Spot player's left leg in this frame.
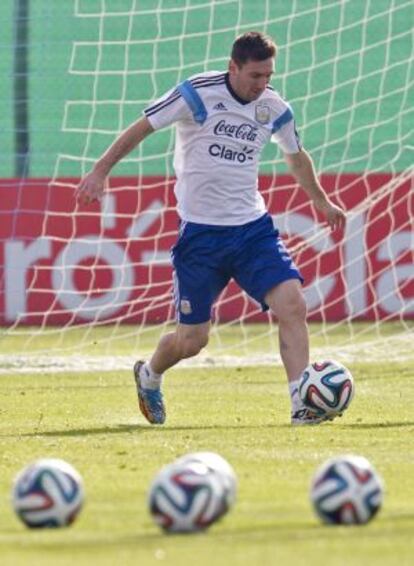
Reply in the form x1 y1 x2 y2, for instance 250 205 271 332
231 214 325 424
265 280 328 425
264 279 308 383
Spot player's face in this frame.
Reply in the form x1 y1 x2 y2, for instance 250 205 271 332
228 58 274 102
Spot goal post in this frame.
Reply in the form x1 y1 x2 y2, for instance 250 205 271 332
0 0 413 370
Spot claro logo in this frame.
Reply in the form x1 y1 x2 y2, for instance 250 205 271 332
208 143 254 163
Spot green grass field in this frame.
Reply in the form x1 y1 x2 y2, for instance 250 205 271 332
0 332 413 566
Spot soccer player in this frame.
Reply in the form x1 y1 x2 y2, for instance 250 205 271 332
77 32 346 426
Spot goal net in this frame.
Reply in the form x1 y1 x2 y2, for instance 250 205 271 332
1 0 413 372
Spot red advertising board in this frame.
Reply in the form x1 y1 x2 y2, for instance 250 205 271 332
0 174 412 324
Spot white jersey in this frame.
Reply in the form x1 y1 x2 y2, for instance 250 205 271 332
144 71 301 225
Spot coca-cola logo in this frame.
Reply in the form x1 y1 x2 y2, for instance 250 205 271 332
213 120 258 141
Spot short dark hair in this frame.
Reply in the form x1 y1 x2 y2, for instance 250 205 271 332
231 31 276 66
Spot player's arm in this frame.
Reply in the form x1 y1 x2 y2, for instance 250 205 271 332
76 116 154 205
284 149 346 231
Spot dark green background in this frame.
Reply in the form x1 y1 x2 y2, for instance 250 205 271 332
0 0 412 178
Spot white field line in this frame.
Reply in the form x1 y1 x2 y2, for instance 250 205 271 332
0 342 413 374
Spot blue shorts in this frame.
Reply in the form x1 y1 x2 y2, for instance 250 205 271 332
171 213 303 324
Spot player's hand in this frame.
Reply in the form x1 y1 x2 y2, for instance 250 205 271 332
314 199 346 231
76 170 107 205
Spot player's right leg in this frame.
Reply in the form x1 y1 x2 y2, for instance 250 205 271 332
133 360 165 425
150 322 211 374
133 322 210 425
134 221 230 424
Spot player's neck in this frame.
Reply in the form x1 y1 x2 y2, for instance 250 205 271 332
225 73 251 105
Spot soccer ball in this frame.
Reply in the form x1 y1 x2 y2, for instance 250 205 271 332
299 360 354 418
148 459 229 533
173 451 237 511
310 455 384 525
12 458 84 528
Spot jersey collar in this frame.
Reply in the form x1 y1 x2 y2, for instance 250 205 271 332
225 72 251 105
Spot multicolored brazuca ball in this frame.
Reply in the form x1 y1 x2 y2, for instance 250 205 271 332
299 360 354 418
310 455 383 524
12 458 84 528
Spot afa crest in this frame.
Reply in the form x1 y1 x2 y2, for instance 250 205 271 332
180 299 192 315
255 102 271 124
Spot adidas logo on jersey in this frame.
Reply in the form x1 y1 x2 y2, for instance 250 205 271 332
213 102 228 111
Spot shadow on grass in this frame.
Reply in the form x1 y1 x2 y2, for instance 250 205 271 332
3 515 414 551
0 523 354 551
342 421 414 429
0 383 130 391
5 422 284 438
275 420 414 431
3 419 414 438
11 424 153 437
